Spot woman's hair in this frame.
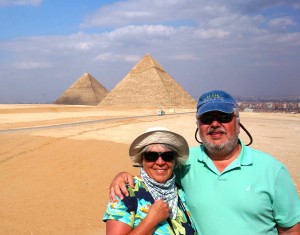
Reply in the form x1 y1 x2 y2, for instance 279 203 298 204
131 143 186 168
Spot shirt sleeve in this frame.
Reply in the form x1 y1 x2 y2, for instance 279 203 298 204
102 195 135 227
273 165 300 227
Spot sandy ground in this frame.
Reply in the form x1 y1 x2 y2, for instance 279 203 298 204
0 104 299 235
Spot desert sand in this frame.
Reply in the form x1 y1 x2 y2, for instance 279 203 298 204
0 104 299 235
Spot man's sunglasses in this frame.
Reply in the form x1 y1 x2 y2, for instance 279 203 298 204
143 151 177 162
199 113 234 125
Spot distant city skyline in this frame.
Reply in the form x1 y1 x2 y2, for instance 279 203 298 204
0 0 299 103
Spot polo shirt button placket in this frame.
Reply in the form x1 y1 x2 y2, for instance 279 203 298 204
217 175 226 181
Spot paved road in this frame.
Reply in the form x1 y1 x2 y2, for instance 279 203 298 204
0 112 194 134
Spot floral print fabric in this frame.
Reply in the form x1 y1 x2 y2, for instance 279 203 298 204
103 176 196 235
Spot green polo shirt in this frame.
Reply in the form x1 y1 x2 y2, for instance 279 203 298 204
175 141 300 235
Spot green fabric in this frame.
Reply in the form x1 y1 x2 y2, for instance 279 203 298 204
103 176 197 234
175 141 300 235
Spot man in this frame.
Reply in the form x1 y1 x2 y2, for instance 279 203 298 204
110 90 300 234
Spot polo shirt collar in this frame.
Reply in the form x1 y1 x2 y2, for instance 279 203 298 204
238 140 252 166
197 140 253 167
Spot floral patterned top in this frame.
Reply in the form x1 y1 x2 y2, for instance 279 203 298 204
103 176 197 235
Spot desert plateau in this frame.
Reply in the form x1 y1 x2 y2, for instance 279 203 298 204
0 104 299 235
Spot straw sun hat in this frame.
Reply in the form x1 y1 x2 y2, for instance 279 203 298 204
129 127 189 165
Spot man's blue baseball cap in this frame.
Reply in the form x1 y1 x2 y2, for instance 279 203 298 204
197 90 237 116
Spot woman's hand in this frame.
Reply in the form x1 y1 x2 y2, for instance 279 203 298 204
146 200 171 225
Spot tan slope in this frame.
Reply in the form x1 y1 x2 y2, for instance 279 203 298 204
54 73 108 106
98 54 196 109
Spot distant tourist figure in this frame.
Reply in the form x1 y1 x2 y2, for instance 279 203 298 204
103 127 197 234
109 90 300 234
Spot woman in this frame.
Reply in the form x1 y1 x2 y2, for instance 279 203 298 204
103 127 196 235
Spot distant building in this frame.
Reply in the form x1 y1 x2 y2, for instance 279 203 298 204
238 101 299 113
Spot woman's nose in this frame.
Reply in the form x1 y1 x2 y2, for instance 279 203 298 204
155 156 165 164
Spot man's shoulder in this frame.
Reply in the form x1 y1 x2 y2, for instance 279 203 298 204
244 146 277 160
243 145 284 167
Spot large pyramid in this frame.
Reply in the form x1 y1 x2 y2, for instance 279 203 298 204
55 73 108 105
98 54 196 109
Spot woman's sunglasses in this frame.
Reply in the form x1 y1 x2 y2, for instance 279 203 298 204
199 113 234 125
143 151 177 162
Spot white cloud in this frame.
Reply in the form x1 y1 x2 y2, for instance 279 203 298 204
80 0 207 28
13 61 51 69
276 32 300 44
194 28 230 39
94 53 140 62
268 17 296 29
1 0 300 102
80 0 299 31
293 3 300 9
0 33 108 55
0 0 41 6
107 25 176 39
169 54 200 61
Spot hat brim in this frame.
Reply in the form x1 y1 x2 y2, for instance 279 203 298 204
197 102 235 116
129 130 189 164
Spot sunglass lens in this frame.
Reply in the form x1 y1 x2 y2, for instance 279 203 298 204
161 151 176 162
200 113 233 124
219 114 233 123
143 152 159 162
200 115 213 124
143 151 176 162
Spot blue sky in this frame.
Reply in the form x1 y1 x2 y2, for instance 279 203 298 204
0 0 299 103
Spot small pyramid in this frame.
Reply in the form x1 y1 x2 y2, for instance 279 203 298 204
98 54 196 109
55 73 108 105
